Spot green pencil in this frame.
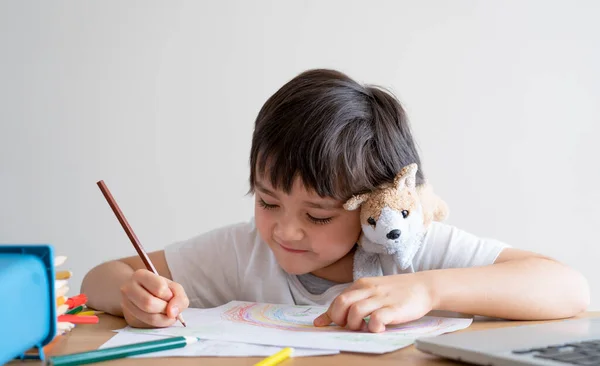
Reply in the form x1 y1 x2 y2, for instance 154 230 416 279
65 305 84 315
46 336 199 366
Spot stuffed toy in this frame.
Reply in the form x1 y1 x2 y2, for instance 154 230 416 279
344 163 449 280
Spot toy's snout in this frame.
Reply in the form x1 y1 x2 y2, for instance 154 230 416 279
386 229 401 240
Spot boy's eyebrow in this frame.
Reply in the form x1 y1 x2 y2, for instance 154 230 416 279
254 181 278 197
302 200 342 210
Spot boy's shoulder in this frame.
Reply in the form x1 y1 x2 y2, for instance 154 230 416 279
169 217 267 256
182 216 257 242
411 221 510 271
422 221 509 248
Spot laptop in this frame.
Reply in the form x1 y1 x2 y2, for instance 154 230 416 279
415 317 600 365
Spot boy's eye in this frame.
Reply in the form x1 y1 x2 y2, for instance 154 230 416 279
307 214 332 225
258 198 278 210
401 210 409 218
367 217 376 226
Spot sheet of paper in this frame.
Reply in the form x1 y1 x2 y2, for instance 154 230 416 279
122 301 473 354
100 331 339 357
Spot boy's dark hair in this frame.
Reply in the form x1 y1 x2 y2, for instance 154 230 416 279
248 69 424 201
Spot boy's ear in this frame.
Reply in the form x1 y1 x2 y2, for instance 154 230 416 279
394 163 418 190
343 193 371 211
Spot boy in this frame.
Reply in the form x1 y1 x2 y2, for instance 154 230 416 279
82 69 590 333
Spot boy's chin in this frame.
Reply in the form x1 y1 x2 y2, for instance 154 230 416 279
277 260 318 276
280 266 313 276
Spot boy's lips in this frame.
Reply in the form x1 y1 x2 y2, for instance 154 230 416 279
278 243 309 253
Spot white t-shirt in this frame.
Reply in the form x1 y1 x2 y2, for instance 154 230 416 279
164 218 509 309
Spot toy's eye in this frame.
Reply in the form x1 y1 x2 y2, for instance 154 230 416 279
401 210 409 218
367 217 376 226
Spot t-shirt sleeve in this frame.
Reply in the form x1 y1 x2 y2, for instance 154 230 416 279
164 222 250 308
412 222 511 272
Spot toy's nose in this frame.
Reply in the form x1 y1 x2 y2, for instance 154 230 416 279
387 229 401 240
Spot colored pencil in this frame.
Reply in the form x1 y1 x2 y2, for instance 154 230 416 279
47 336 199 366
66 305 84 315
254 347 294 366
96 180 186 327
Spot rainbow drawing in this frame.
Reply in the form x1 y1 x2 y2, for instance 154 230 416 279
221 302 447 333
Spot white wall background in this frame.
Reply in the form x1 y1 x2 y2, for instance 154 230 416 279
1 1 598 309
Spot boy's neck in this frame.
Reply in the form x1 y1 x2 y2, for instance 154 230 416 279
310 246 355 284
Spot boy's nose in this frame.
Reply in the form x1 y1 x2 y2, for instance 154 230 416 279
387 229 401 240
274 216 304 241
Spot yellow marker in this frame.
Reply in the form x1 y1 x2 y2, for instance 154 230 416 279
254 347 293 366
77 311 104 316
55 270 72 280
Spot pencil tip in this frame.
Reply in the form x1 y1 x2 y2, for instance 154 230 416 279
178 314 187 327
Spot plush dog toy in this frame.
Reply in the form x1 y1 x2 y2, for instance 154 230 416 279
344 163 449 280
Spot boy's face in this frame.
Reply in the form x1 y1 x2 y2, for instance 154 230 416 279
254 175 361 280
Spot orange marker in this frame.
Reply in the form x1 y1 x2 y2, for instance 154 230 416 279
58 315 99 324
65 294 88 309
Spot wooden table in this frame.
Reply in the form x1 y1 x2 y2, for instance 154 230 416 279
16 312 600 366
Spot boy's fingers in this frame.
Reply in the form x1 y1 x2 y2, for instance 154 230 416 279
133 269 174 301
122 281 169 314
167 281 190 318
346 297 382 331
325 289 372 327
360 320 369 332
368 304 424 333
314 312 332 327
121 296 175 328
367 307 395 333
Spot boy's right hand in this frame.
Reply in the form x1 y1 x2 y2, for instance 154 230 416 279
120 269 190 328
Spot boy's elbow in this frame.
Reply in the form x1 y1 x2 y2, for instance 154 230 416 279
80 266 94 294
563 270 591 317
574 274 591 314
539 258 591 318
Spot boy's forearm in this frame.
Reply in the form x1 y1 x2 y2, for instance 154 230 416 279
80 260 134 316
425 257 590 320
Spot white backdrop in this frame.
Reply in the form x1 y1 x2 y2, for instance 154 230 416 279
1 1 598 309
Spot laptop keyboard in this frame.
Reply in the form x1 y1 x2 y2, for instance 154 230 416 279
512 339 600 365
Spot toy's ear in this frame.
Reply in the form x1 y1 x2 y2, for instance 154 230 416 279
393 163 418 190
343 193 371 211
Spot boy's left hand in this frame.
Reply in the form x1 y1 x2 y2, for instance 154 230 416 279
313 273 437 333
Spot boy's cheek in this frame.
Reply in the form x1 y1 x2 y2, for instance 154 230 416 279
312 241 354 263
254 208 270 232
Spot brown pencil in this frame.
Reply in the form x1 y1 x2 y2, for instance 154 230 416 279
96 179 187 327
